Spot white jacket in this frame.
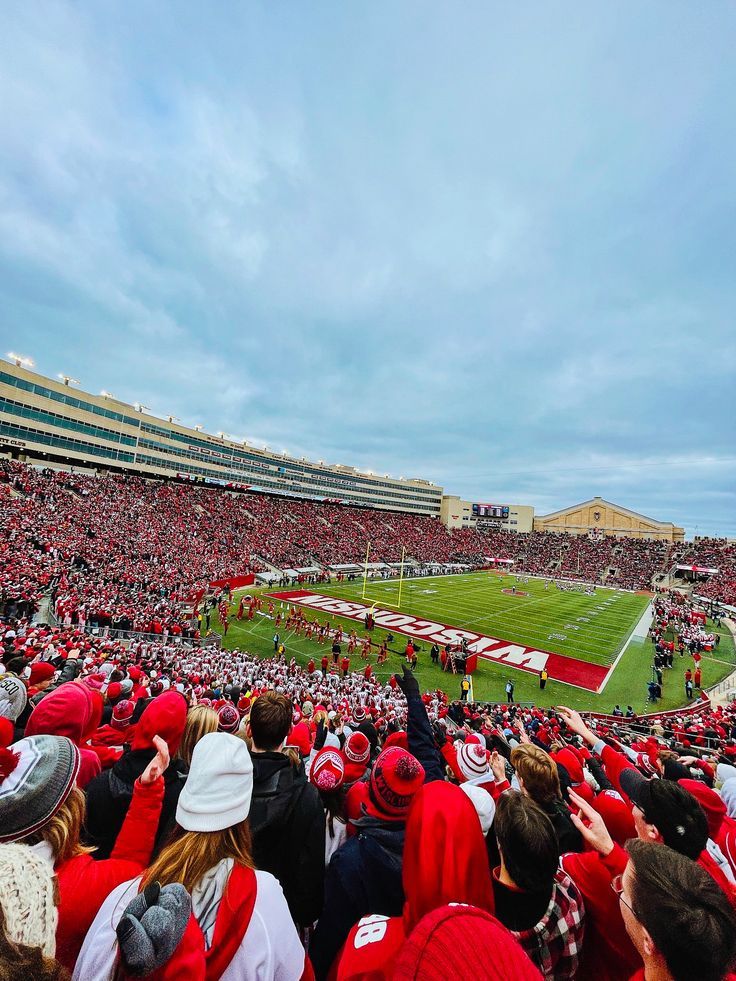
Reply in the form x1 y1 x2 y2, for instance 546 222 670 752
73 868 305 981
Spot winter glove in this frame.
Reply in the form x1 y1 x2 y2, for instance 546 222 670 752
116 882 191 977
393 664 420 699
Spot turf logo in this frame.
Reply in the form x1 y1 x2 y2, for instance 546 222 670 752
267 590 610 691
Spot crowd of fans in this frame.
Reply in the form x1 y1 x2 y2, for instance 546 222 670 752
3 463 735 633
2 460 736 977
1 606 736 979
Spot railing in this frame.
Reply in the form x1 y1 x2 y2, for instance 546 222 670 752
74 624 222 649
706 674 736 700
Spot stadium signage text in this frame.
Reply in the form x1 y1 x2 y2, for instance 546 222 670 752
268 590 609 692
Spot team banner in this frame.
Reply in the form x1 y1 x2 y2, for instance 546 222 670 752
268 590 609 692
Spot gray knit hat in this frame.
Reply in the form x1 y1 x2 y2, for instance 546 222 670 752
0 675 28 722
0 735 80 842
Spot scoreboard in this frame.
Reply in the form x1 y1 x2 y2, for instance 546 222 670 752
472 504 509 518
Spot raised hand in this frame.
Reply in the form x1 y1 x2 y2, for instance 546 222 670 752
568 789 614 857
140 735 170 785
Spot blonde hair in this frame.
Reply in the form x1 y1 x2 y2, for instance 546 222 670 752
179 706 219 768
142 822 254 894
23 787 94 865
511 744 561 806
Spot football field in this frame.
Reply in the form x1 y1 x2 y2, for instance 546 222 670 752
219 572 735 713
269 572 649 692
323 572 649 669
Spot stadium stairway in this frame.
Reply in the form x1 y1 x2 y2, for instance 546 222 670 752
252 554 284 575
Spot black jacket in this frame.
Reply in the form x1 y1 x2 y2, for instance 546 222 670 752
309 818 405 980
84 749 188 858
544 797 583 855
249 751 325 929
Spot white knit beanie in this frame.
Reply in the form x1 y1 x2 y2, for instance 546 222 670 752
460 783 496 836
0 676 28 722
458 742 491 782
0 843 58 957
176 732 253 833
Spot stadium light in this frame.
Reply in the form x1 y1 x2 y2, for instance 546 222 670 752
167 415 180 424
134 402 150 413
58 373 80 387
7 352 34 368
100 390 115 399
217 431 228 440
193 425 203 432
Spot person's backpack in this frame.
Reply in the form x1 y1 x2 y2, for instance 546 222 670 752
248 766 307 879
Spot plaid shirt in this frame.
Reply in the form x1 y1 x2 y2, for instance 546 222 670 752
511 869 585 980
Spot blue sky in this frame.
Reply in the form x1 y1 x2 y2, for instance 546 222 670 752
1 2 735 536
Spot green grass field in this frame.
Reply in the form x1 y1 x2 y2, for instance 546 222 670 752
322 573 650 667
216 572 736 715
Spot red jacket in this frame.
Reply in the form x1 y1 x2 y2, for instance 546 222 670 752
560 849 641 980
55 774 165 971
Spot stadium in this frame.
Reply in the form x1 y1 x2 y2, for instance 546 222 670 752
2 6 736 979
1 359 736 980
2 360 734 717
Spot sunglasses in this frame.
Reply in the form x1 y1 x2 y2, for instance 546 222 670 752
610 874 633 914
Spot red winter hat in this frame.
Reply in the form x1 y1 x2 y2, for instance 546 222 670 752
28 662 55 687
554 748 584 785
106 682 123 702
128 666 143 683
344 731 371 783
679 779 726 839
367 747 425 821
131 691 187 756
217 704 240 734
344 731 370 765
394 905 541 981
635 753 658 778
310 748 345 792
111 699 135 729
286 721 312 757
593 790 637 846
384 730 409 751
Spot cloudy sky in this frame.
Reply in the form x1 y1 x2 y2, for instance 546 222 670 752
1 2 734 536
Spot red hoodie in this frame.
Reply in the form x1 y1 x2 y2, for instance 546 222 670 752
337 782 494 980
25 682 102 787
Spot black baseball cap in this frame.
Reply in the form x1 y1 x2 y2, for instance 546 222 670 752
620 769 708 860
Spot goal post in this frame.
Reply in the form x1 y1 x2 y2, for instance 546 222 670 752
397 545 406 609
361 541 371 599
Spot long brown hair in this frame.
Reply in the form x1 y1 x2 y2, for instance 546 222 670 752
23 787 95 865
179 706 219 768
141 821 254 894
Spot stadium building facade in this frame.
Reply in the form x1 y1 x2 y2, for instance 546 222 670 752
0 362 442 515
440 495 535 533
534 497 685 542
